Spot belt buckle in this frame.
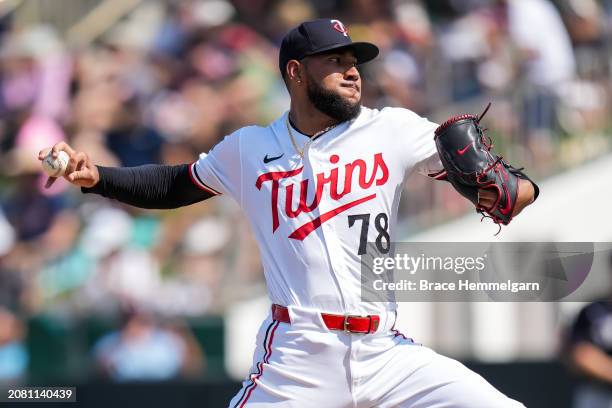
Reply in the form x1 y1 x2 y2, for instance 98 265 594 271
343 314 370 334
343 315 351 333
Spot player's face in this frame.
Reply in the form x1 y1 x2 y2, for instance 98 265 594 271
302 50 362 122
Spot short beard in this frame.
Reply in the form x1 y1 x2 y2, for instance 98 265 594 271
306 77 361 123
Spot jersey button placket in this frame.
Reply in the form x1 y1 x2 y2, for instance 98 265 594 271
310 146 351 312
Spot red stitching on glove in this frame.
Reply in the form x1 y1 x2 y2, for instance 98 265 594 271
434 114 478 136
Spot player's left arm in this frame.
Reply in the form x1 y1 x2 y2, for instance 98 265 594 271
426 153 536 217
394 106 537 220
430 105 540 226
427 160 535 217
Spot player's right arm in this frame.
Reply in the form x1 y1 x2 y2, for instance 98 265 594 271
37 142 215 209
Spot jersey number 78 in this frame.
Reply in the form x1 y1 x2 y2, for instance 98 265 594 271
348 213 390 255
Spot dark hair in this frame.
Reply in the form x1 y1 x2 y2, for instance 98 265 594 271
281 69 289 85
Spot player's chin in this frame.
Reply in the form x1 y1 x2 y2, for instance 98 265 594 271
339 86 360 100
339 90 361 106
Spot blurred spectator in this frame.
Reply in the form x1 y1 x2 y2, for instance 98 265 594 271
79 206 161 314
0 308 28 384
0 261 22 312
167 215 232 314
104 98 165 167
0 25 71 121
2 174 67 242
503 0 577 169
0 206 16 266
567 255 612 408
93 309 203 381
505 0 576 89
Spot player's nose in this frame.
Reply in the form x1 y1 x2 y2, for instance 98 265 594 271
344 65 359 82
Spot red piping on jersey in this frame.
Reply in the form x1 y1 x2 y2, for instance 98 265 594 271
288 193 377 240
238 321 280 407
189 163 222 195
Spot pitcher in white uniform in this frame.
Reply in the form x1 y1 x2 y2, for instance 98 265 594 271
40 18 536 408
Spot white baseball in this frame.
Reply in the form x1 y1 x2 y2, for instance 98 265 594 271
42 150 70 178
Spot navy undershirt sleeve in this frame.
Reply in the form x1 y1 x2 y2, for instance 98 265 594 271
81 164 214 209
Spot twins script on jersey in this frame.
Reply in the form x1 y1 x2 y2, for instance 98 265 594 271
190 107 442 315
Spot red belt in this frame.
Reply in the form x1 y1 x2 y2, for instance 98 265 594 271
271 304 380 334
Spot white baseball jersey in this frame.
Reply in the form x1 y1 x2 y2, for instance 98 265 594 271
190 107 525 408
190 106 442 315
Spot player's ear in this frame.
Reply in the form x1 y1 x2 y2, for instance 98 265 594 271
286 60 303 84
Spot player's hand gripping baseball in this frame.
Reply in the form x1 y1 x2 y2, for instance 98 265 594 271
37 142 100 189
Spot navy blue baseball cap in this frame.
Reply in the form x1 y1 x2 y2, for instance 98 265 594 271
279 19 379 75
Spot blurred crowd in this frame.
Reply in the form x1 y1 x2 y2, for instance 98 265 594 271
565 254 612 408
0 0 611 383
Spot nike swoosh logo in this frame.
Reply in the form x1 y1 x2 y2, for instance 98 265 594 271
264 153 284 164
457 142 473 155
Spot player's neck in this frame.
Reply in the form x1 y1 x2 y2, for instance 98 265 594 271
288 104 338 138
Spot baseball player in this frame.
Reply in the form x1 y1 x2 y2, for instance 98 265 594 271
40 19 537 407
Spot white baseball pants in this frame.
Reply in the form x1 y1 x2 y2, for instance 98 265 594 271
229 306 525 408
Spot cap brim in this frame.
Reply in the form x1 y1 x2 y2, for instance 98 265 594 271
306 41 379 65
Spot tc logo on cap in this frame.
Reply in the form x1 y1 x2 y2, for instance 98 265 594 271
331 19 348 37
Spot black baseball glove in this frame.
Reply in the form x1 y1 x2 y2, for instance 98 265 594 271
431 104 539 229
